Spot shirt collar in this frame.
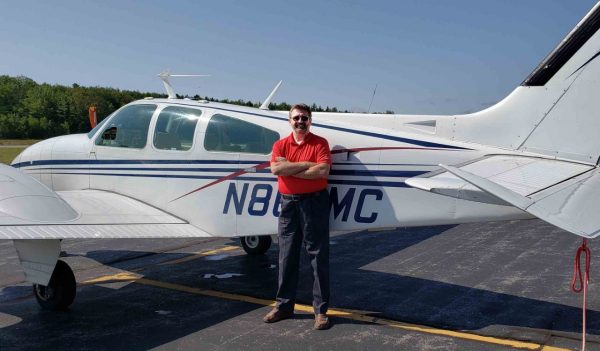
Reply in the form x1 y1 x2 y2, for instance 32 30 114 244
288 132 312 145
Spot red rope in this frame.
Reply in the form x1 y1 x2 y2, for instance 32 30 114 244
571 238 591 351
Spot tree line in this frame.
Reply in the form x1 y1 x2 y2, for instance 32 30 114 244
0 75 391 139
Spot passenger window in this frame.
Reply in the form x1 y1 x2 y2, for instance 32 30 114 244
204 114 279 154
95 104 156 148
153 106 202 151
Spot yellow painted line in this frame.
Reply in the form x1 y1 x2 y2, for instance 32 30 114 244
83 272 570 351
158 245 240 266
367 227 397 232
81 272 141 285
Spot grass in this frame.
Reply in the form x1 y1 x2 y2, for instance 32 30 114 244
0 140 39 164
0 147 25 165
0 139 40 146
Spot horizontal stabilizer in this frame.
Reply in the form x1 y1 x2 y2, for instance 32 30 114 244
405 177 508 205
439 165 534 210
406 155 600 238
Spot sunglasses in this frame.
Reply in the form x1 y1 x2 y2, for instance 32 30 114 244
292 115 310 122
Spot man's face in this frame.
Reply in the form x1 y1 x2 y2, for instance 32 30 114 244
289 108 311 134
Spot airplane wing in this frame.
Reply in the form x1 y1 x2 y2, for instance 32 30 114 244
0 165 211 240
405 155 600 238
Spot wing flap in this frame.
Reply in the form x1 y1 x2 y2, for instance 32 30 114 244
56 190 185 225
0 223 211 240
0 166 212 239
0 189 186 226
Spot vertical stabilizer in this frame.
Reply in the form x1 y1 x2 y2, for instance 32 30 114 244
445 3 600 164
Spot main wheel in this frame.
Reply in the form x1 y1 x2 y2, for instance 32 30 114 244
33 260 76 310
240 235 272 255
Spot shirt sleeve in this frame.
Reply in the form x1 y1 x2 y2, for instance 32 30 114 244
316 139 332 165
270 140 282 163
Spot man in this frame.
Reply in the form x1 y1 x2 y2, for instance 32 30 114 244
263 103 332 330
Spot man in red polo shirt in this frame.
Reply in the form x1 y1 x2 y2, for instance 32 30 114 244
263 103 332 330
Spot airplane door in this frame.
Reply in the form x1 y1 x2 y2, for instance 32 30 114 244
195 111 240 236
203 112 280 236
156 107 239 238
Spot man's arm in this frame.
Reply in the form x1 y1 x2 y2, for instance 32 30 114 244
292 139 331 179
270 158 316 176
292 163 330 179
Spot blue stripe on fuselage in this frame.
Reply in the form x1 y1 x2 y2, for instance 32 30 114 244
12 159 260 168
49 171 410 188
26 166 427 178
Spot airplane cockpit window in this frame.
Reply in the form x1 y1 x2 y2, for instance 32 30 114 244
153 106 202 151
204 114 279 154
94 104 156 148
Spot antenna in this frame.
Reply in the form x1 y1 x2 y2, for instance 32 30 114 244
260 80 283 110
367 84 378 113
158 70 210 99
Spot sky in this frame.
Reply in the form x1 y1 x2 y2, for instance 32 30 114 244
0 0 597 114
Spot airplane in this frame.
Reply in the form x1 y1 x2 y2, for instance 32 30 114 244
2 2 600 312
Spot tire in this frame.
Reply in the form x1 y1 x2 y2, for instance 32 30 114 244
240 235 272 255
33 260 76 311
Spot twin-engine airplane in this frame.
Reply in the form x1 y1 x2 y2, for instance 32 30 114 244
3 3 600 311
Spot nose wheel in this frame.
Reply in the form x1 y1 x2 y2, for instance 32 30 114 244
240 235 272 255
33 260 76 310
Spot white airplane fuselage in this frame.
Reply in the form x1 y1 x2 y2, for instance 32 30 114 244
11 99 530 238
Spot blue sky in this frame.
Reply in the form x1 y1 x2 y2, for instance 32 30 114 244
0 1 597 114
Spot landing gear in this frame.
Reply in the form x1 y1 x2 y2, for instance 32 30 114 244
33 260 76 310
240 235 272 255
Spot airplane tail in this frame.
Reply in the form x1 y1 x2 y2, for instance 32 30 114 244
444 2 600 165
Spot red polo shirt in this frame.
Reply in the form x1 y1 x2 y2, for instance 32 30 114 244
271 132 331 195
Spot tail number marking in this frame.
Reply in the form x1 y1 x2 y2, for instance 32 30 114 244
223 183 382 224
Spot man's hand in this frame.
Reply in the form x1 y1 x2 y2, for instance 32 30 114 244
270 158 316 176
292 163 330 179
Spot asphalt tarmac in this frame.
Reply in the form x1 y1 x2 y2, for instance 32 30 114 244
1 219 599 350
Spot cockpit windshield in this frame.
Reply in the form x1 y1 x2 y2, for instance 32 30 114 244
94 104 156 148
